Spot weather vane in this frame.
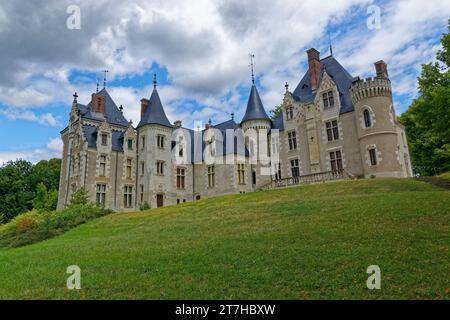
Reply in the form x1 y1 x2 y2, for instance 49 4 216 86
153 73 157 89
103 70 109 88
249 53 255 84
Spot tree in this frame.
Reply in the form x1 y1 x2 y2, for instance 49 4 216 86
33 183 58 212
270 105 282 121
399 21 450 175
69 187 90 206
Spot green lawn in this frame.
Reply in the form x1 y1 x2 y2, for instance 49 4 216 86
0 178 448 300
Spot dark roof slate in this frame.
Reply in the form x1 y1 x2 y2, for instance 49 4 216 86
137 88 172 128
241 85 270 123
292 56 355 114
82 88 129 127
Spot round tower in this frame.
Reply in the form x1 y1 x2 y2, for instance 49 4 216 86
350 61 404 177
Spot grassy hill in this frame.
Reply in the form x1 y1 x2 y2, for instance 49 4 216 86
0 178 448 300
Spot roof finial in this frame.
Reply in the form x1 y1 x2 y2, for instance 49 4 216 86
285 82 289 92
208 118 212 125
328 32 334 57
153 73 157 89
96 80 99 93
119 104 123 113
231 112 234 121
103 69 109 89
249 53 255 84
73 92 78 102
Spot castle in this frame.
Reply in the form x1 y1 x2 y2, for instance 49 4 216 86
57 48 413 211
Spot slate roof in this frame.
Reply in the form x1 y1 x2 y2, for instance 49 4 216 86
271 112 284 131
81 88 130 127
82 124 125 152
292 56 355 114
241 84 271 123
137 87 172 128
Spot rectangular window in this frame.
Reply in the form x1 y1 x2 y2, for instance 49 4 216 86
288 131 297 150
126 159 132 179
123 186 133 208
101 134 108 146
237 164 246 185
99 155 106 176
323 91 335 108
140 162 145 176
286 106 294 120
369 148 377 166
140 184 144 204
177 168 186 189
127 139 133 150
290 159 300 177
157 135 165 149
141 136 146 150
275 163 282 180
207 165 215 188
156 161 164 175
330 150 343 172
96 184 106 206
326 120 339 141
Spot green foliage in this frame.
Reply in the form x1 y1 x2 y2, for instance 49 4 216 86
269 105 282 120
139 201 151 211
0 204 112 248
69 187 89 207
0 158 61 223
400 21 450 175
33 183 58 212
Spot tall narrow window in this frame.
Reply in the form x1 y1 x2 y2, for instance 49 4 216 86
286 106 294 120
141 162 145 176
126 159 132 179
326 120 339 141
141 136 146 150
275 163 282 180
177 168 186 189
207 165 215 188
96 184 106 206
329 150 343 172
364 109 372 128
99 155 106 176
124 186 133 208
157 135 165 149
288 131 297 150
140 184 144 204
290 159 300 177
101 134 108 146
127 139 133 150
369 148 377 166
156 161 164 175
323 91 335 108
237 164 245 185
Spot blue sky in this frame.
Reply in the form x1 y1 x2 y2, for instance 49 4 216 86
0 0 449 163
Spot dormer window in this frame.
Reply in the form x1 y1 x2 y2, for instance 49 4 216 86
101 134 108 146
127 139 133 150
323 91 335 109
286 106 294 120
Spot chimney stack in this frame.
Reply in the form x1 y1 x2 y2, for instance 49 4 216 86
140 98 149 117
374 60 389 79
174 120 182 128
307 48 321 91
91 94 106 113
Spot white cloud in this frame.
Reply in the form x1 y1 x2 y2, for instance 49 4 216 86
0 108 60 126
47 137 63 152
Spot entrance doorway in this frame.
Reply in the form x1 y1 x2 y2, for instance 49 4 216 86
156 194 164 208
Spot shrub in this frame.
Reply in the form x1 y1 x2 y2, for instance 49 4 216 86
0 204 112 248
140 201 151 211
69 188 89 206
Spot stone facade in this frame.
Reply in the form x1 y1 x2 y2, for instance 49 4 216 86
57 48 412 211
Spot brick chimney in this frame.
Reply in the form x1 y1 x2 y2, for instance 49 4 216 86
91 94 106 113
307 48 321 91
374 60 389 79
140 98 149 117
174 120 182 128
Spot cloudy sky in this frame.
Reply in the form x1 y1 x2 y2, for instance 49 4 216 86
0 0 449 164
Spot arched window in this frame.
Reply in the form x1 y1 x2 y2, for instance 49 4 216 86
363 109 372 128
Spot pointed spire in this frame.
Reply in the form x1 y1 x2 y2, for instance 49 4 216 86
103 70 109 89
241 84 270 123
249 53 255 84
137 75 172 128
